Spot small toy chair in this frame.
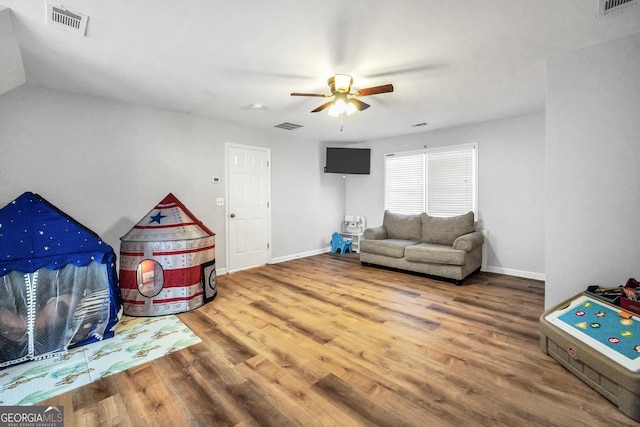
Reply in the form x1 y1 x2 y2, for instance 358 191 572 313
331 232 352 254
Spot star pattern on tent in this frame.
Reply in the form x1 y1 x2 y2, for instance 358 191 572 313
149 212 166 224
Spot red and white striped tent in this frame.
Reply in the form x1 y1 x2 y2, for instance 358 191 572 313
119 193 217 316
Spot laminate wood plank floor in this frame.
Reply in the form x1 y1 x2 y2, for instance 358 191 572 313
42 253 640 426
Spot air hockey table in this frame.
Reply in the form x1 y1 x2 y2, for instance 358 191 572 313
540 292 640 422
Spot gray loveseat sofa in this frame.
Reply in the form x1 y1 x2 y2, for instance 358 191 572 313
360 210 484 285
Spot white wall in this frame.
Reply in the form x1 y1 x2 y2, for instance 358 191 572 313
345 112 546 279
545 31 640 309
0 85 345 271
0 7 25 96
270 140 346 261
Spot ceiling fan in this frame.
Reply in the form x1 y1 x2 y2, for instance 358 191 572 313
291 74 394 117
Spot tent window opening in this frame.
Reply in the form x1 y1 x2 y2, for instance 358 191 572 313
201 260 218 297
385 143 478 217
136 259 164 298
0 261 112 365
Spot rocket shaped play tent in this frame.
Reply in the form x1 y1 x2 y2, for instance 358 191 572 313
119 193 217 316
0 192 121 368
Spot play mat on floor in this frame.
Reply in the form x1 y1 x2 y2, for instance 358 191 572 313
0 314 201 406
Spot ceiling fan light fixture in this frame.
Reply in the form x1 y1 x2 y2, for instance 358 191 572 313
328 98 346 117
345 100 357 116
333 74 352 93
328 96 358 117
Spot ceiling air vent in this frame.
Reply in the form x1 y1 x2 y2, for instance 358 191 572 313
46 3 89 36
599 0 637 17
274 122 303 130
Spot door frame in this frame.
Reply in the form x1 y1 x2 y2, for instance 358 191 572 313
224 142 272 272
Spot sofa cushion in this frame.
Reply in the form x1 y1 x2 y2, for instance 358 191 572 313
383 210 422 240
360 239 417 258
421 212 475 245
404 243 466 266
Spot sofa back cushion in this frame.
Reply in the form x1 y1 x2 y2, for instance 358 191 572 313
383 210 422 240
421 212 475 245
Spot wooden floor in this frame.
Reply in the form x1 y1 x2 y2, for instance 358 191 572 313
43 253 640 426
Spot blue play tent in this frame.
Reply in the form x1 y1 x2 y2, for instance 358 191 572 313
0 192 121 368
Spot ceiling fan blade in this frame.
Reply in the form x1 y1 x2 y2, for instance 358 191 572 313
311 100 335 113
291 92 329 97
354 84 394 97
350 98 370 111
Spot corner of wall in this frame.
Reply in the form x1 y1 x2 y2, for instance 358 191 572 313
0 7 27 96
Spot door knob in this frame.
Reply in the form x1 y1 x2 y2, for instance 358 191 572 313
230 213 235 218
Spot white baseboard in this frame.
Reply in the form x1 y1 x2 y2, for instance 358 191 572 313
483 266 545 281
216 248 331 274
220 251 544 283
269 247 332 264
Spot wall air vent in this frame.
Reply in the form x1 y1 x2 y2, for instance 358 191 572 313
46 3 89 36
599 0 637 17
274 122 303 130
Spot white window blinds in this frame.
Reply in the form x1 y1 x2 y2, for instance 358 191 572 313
385 144 477 217
427 145 476 217
385 152 425 214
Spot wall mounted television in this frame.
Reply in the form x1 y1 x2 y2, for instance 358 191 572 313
324 147 371 175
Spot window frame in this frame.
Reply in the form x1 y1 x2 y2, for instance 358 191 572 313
384 143 478 217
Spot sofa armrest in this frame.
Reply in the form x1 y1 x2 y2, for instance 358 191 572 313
453 231 484 252
364 226 388 240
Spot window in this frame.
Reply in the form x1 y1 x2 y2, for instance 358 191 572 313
385 143 477 217
136 259 164 297
385 151 425 215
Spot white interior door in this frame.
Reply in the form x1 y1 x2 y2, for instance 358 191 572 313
227 144 271 272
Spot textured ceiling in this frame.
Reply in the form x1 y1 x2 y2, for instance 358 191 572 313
2 0 639 142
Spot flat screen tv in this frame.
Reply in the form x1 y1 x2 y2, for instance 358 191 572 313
324 147 371 175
